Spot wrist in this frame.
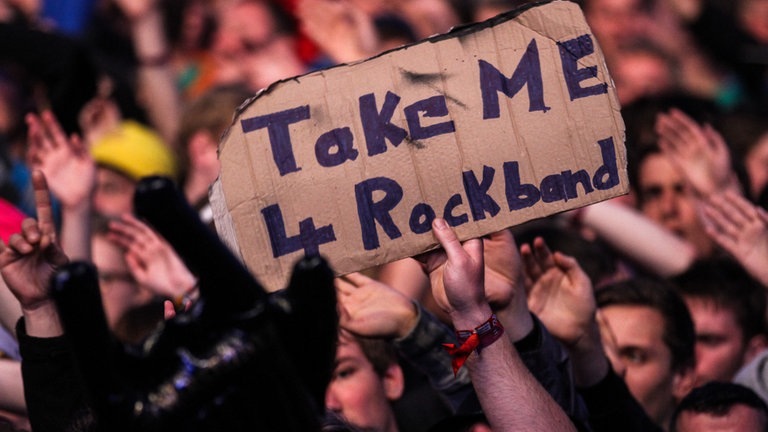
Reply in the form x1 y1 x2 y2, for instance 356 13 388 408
444 312 505 375
22 300 63 337
395 300 420 339
450 303 493 330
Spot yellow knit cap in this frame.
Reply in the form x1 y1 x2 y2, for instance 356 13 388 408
91 120 177 181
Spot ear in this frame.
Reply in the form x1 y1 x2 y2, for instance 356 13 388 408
672 366 696 402
382 363 405 401
745 334 768 365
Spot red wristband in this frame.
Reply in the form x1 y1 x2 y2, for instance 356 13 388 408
443 314 504 375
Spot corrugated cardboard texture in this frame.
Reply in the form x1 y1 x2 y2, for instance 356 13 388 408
211 0 627 292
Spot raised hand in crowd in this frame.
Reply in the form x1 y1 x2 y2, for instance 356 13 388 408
0 171 68 338
297 0 379 64
654 108 740 197
701 190 768 287
26 110 94 261
107 214 197 311
522 237 608 387
78 87 122 147
335 272 418 339
419 218 577 431
26 111 95 210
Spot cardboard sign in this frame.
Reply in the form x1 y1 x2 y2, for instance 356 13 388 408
211 0 628 292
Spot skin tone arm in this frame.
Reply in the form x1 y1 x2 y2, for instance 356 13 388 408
419 218 576 432
0 276 22 337
700 190 768 287
296 0 379 64
0 359 25 414
522 237 609 387
0 171 69 338
115 0 180 146
26 110 94 262
577 199 697 277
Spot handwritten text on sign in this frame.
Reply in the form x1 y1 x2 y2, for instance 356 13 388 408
212 0 627 291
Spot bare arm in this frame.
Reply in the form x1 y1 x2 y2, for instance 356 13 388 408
420 218 576 431
118 0 180 146
701 191 768 287
0 276 22 337
578 200 696 277
523 237 608 387
0 359 25 414
26 110 94 262
0 171 69 338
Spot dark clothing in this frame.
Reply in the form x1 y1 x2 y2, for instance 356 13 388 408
578 368 663 432
16 319 91 432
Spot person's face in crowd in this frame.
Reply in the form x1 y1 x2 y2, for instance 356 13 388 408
745 133 768 198
600 305 694 426
583 0 648 56
611 51 673 106
93 167 136 217
683 297 764 386
325 333 403 432
92 234 154 332
637 152 715 258
212 1 303 91
675 403 768 432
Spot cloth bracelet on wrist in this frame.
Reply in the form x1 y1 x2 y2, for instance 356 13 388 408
442 313 504 375
173 281 199 313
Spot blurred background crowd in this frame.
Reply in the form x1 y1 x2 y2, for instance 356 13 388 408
0 0 768 431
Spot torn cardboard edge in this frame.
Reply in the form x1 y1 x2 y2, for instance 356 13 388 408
212 0 628 291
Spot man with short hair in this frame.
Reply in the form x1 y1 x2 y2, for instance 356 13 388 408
597 276 697 430
671 381 768 432
672 259 768 387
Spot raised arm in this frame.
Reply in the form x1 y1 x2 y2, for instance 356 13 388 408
654 108 741 197
420 218 576 431
576 199 697 277
701 190 768 287
0 171 69 338
523 237 607 387
26 110 94 261
523 237 663 432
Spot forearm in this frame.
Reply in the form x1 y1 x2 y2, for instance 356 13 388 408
59 203 92 262
22 301 63 338
579 200 696 276
0 277 22 337
567 324 610 388
17 318 91 431
0 359 25 414
130 8 180 146
453 308 576 432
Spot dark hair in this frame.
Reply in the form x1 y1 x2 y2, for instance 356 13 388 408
670 381 768 431
673 258 767 342
354 335 399 377
597 276 696 372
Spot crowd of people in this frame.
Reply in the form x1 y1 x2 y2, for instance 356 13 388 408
0 0 767 430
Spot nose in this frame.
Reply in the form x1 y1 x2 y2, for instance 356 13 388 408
657 189 679 220
325 387 341 412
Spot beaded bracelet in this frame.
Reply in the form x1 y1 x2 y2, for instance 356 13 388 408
443 314 505 375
